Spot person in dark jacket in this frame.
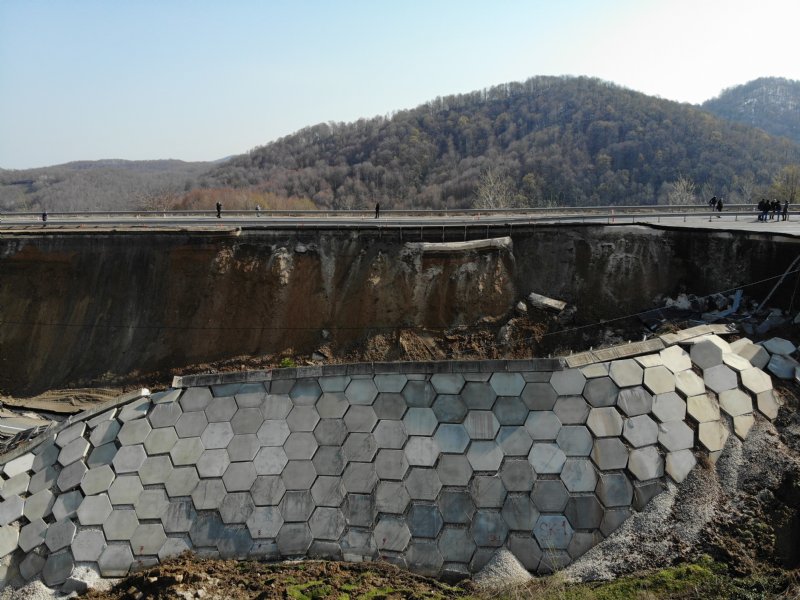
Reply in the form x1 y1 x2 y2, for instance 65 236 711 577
716 197 723 217
216 202 222 218
375 202 380 219
783 200 789 221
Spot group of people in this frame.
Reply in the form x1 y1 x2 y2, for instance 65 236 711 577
757 198 788 222
708 196 723 217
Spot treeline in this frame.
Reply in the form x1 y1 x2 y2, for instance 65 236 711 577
702 77 800 145
203 76 800 209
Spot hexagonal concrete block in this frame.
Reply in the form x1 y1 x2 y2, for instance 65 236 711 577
192 479 228 510
586 407 623 437
316 392 349 420
290 379 323 406
58 437 91 467
18 518 47 552
756 390 780 420
405 539 443 576
559 458 598 493
175 412 208 439
723 352 752 372
254 447 289 477
375 449 409 480
404 468 442 501
609 359 643 388
622 414 659 448
205 396 238 423
533 514 573 550
375 481 411 514
45 518 76 552
657 420 694 452
374 515 411 552
319 375 351 393
56 422 86 447
283 432 318 460
219 492 256 524
555 425 593 457
162 497 197 533
687 394 720 423
89 419 121 447
261 394 293 419
438 527 476 564
431 395 467 423
490 373 526 396
52 490 82 521
438 489 475 525
131 523 167 556
103 509 140 541
401 380 436 408
492 396 529 425
553 396 590 425
312 446 346 476
636 353 663 368
251 475 287 506
23 489 55 522
528 443 566 474
344 405 377 433
42 551 74 587
651 392 686 423
436 454 473 486
703 364 737 394
768 354 800 380
565 494 604 529
112 444 147 474
118 419 153 446
698 421 729 452
314 419 348 446
467 441 504 471
166 466 200 497
224 462 258 492
508 532 543 571
277 460 315 491
583 377 619 408
403 407 437 436
471 509 509 547
643 366 675 395
525 411 561 440
596 471 634 507
617 386 652 416
741 367 773 395
430 423 467 454
550 369 586 396
497 426 534 457
230 408 265 436
143 427 179 455
372 393 407 420
734 414 755 440
197 448 231 478
500 459 536 492
431 373 465 395
280 490 316 522
135 488 170 519
343 432 378 462
464 411 501 440
309 506 346 541
344 493 375 528
287 406 321 432
374 374 407 393
148 402 182 429
627 446 664 481
0 494 23 526
601 506 632 537
470 475 507 508
404 437 440 467
226 434 262 462
665 449 697 483
408 504 444 538
342 462 377 494
733 340 770 369
344 379 378 406
531 479 570 512
690 339 724 369
97 543 135 577
246 505 283 538
501 495 540 531
373 420 407 449
56 461 87 492
521 382 558 411
180 387 213 412
201 422 235 449
660 345 692 373
763 337 796 355
71 528 106 562
719 389 753 417
461 382 497 410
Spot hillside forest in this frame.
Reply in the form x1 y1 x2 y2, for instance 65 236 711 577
2 76 799 213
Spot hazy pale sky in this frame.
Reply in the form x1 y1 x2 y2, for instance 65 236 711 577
1 0 798 169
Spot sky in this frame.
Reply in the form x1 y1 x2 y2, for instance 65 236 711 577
1 0 798 169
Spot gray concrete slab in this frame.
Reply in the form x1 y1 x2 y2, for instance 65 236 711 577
439 489 476 524
651 392 686 422
135 489 170 519
290 379 323 406
492 396 529 425
344 493 375 528
643 366 676 395
703 364 738 393
309 506 346 541
432 423 469 454
45 518 76 552
404 468 442 501
97 543 135 577
23 489 55 522
687 394 720 423
582 377 619 408
18 518 47 552
565 494 604 529
344 405 378 433
550 369 586 396
314 418 349 446
403 407 438 436
310 476 345 508
757 390 780 420
28 466 57 495
405 539 444 577
373 420 407 449
223 462 258 492
568 530 604 561
436 454 473 486
144 427 179 455
57 460 88 492
261 394 293 419
507 532 543 571
313 446 346 476
246 505 283 538
521 382 558 410
556 425 593 456
617 386 653 416
698 420 729 452
344 379 379 406
131 523 167 556
373 393 408 420
56 422 86 448
118 419 152 445
665 449 697 483
343 432 378 462
375 449 409 480
180 387 213 412
470 475 508 508
148 402 182 429
343 462 377 494
80 465 115 496
319 375 352 393
461 382 497 410
740 367 773 395
528 442 567 474
283 432 318 460
151 388 182 405
467 441 504 471
735 342 770 369
230 408 265 435
432 395 468 423
89 419 121 447
204 396 238 422
0 494 23 526
316 392 350 419
560 459 598 493
118 397 151 423
438 527 476 564
226 434 262 462
405 436 440 467
280 490 316 522
627 446 664 481
191 479 228 510
431 374 466 395
201 421 235 449
657 420 695 451
586 407 623 437
490 373 526 397
103 509 140 540
162 498 197 533
42 550 74 587
622 414 659 448
470 509 509 547
690 339 724 369
408 504 444 538
251 475 286 506
219 492 255 524
402 380 437 408
531 479 570 512
500 459 536 491
374 374 408 393
496 426 534 456
87 442 118 468
609 359 644 388
32 442 59 473
595 471 634 507
764 337 796 355
524 411 561 440
660 345 692 373
554 396 590 425
375 481 411 514
52 490 82 521
159 537 192 561
502 494 540 531
136 455 172 486
57 437 90 467
734 413 755 440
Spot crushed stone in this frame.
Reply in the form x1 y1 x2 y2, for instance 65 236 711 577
473 548 533 589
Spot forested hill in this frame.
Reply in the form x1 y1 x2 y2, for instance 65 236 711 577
701 77 800 145
205 76 800 209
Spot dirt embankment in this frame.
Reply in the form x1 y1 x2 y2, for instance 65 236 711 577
2 225 799 397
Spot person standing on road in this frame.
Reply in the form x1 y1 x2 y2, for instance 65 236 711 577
42 210 47 223
716 197 723 217
375 202 380 219
216 201 222 219
772 199 780 220
709 196 718 210
783 200 789 221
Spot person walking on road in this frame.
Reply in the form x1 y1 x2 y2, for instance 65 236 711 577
375 202 380 219
783 200 789 221
216 202 222 219
716 197 723 218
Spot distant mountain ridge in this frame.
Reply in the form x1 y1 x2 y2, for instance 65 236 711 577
701 77 800 145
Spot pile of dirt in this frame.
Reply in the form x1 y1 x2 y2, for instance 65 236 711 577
81 556 473 600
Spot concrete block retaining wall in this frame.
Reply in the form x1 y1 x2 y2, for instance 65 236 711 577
0 331 783 590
